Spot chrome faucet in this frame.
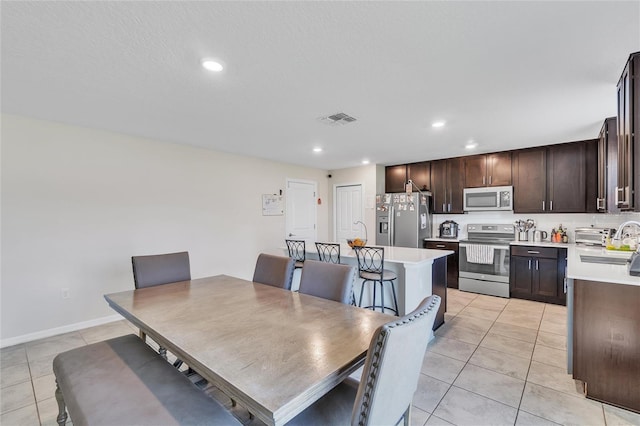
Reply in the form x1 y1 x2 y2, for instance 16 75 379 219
354 220 368 242
614 220 640 240
614 220 640 252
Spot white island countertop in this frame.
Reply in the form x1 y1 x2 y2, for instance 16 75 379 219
336 244 453 264
566 245 639 286
292 243 453 319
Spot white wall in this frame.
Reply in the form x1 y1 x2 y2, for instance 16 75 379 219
1 114 329 344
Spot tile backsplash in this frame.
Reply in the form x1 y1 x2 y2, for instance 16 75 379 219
432 211 640 242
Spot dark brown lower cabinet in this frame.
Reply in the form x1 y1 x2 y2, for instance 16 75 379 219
573 279 640 413
425 240 459 289
431 256 447 330
509 246 566 305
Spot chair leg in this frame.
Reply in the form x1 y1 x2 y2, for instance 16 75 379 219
379 280 385 313
372 281 377 311
358 280 366 307
55 381 68 426
391 280 399 315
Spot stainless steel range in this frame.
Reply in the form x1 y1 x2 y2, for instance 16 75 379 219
459 224 515 298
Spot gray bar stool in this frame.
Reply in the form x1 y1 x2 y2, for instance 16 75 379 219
354 246 399 315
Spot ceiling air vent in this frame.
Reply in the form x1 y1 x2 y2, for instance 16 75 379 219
318 112 357 125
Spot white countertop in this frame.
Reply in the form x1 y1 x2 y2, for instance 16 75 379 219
510 241 570 249
566 245 639 286
304 243 453 265
425 237 460 243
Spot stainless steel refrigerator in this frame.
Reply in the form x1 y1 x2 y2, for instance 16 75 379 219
375 193 432 248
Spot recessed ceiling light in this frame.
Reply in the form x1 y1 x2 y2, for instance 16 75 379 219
465 141 478 149
202 60 224 72
362 159 370 165
313 147 323 153
432 121 446 128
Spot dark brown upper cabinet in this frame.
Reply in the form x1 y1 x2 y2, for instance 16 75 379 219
384 164 407 193
513 141 593 213
616 52 639 211
513 148 547 213
548 142 589 213
407 161 431 192
585 138 599 213
596 118 619 213
431 158 464 214
464 152 512 188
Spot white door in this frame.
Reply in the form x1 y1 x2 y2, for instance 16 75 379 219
285 179 317 244
335 184 364 243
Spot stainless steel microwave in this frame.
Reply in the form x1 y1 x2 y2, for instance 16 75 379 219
463 186 513 211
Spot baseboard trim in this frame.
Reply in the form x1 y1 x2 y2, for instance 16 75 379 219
1 314 124 348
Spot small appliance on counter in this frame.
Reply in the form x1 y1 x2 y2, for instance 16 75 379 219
439 220 459 239
532 230 548 242
575 227 615 246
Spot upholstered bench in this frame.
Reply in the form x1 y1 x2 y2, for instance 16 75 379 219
52 334 240 426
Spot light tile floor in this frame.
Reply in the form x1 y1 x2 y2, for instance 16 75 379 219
1 289 639 426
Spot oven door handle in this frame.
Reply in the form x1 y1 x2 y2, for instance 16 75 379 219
460 243 510 251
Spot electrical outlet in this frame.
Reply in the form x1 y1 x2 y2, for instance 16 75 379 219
61 288 70 299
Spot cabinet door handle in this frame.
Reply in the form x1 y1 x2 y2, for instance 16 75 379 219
536 259 539 270
483 176 486 185
625 186 630 206
436 244 446 248
542 201 545 211
564 278 567 294
550 200 553 211
489 175 492 185
448 203 451 212
527 250 540 254
528 259 532 270
442 203 446 212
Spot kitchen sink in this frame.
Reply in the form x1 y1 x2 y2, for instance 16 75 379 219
580 255 630 265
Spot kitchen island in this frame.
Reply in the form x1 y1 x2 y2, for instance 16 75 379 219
284 244 452 332
566 245 640 413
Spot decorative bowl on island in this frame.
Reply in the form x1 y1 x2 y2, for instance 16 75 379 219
347 238 367 248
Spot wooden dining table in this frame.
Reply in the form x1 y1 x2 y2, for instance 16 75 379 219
104 274 393 426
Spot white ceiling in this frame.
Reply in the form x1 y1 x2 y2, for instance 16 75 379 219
2 1 639 170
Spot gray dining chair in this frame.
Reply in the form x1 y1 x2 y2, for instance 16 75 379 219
131 251 191 368
286 295 441 426
252 253 295 290
131 251 191 289
298 259 356 304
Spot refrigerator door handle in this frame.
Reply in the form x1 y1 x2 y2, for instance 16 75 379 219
388 205 393 246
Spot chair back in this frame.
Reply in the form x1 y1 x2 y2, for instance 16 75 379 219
285 239 306 263
315 242 341 264
252 253 295 290
351 295 441 426
298 260 356 304
354 246 385 279
131 251 191 289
